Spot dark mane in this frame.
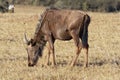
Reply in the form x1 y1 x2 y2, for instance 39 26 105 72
34 9 48 40
34 7 59 41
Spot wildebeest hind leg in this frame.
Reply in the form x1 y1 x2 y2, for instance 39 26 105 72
70 30 82 67
83 47 88 67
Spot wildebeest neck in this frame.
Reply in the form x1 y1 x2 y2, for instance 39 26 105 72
34 9 49 35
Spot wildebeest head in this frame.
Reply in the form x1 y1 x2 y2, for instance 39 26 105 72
24 33 42 67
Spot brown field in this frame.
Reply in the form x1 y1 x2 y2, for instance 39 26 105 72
0 5 120 80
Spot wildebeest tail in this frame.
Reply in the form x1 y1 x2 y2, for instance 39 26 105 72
82 14 90 48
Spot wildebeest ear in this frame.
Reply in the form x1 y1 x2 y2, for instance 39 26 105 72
30 39 36 46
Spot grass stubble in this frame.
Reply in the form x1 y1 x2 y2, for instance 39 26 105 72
0 5 120 80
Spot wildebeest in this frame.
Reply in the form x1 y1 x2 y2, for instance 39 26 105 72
0 0 9 13
24 8 91 67
8 4 14 13
0 0 14 13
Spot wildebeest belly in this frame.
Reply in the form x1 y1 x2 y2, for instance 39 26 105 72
54 27 72 40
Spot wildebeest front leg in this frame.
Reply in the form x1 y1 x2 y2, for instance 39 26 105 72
47 36 56 66
70 30 82 67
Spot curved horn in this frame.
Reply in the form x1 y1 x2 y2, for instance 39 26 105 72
24 33 29 45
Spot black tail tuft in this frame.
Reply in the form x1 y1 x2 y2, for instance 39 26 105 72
82 14 90 48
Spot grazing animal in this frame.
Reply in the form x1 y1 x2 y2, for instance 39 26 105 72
24 8 91 67
8 4 14 13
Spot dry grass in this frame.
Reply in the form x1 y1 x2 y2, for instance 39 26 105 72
0 5 120 80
